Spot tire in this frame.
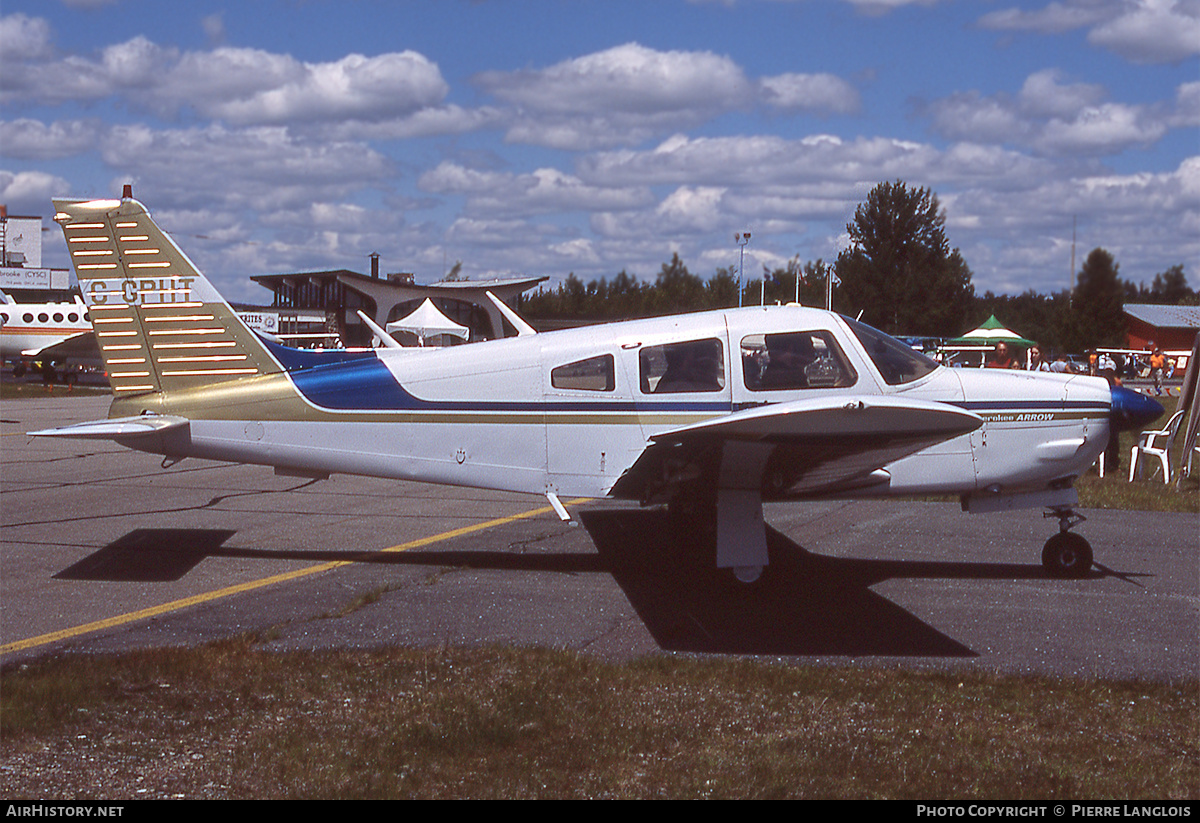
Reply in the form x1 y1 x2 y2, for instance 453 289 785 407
1042 532 1093 579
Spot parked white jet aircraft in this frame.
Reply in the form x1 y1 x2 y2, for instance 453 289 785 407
0 290 96 379
34 193 1164 581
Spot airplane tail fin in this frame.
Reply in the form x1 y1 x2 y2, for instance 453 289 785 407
53 192 283 398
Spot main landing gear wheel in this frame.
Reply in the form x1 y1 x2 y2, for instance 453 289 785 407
1042 531 1093 579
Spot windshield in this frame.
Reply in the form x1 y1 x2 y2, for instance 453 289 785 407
841 316 940 385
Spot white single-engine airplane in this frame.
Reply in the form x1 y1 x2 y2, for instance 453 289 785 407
34 193 1164 581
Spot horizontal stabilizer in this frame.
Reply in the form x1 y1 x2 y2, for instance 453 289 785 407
30 414 190 440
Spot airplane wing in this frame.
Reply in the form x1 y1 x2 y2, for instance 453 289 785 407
21 330 100 362
610 395 982 504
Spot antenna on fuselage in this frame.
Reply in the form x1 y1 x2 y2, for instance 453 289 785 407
486 291 537 336
356 310 403 349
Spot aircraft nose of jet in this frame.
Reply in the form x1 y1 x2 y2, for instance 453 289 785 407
1110 385 1164 432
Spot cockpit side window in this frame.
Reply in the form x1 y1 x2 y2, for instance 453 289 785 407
842 316 939 385
640 338 725 393
552 354 615 391
742 331 857 391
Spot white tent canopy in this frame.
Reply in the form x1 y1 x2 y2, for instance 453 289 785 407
385 298 468 345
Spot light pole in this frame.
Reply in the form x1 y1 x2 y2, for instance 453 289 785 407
735 231 751 308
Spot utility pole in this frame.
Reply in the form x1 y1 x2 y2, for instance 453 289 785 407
1070 215 1080 309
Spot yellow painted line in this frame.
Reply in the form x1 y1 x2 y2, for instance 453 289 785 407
0 498 589 656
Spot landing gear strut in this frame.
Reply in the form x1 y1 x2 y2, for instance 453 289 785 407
1042 506 1093 578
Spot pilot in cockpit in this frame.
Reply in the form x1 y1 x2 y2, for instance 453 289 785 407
759 333 816 389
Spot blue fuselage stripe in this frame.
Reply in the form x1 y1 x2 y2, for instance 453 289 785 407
287 355 730 413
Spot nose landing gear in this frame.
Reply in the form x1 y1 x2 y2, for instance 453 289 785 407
1042 506 1093 578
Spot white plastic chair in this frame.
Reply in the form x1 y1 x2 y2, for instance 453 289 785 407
1129 410 1186 483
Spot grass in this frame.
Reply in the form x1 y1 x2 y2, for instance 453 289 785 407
1075 395 1198 512
1 640 1196 800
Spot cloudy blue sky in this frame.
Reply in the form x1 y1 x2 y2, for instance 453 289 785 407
2 0 1197 305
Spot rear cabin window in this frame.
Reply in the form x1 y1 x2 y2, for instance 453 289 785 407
640 338 725 393
742 331 857 391
551 354 615 392
842 317 939 385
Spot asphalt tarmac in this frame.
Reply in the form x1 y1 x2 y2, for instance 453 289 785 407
2 393 1196 681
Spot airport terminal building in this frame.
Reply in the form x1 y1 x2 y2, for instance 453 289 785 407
242 262 547 349
0 206 73 301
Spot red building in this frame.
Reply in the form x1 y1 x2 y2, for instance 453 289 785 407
1123 304 1199 369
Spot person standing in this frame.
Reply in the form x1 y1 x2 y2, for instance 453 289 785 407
1149 346 1166 396
987 342 1015 369
1098 350 1116 377
1029 347 1051 372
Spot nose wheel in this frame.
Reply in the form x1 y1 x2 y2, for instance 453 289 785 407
1042 506 1093 578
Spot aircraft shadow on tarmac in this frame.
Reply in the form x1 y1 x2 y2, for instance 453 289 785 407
55 510 1127 658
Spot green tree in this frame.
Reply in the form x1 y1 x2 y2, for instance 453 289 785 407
1064 248 1126 351
1150 264 1193 304
645 253 707 316
834 181 974 336
705 267 740 308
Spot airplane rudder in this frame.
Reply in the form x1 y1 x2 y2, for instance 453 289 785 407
54 196 225 303
54 196 282 397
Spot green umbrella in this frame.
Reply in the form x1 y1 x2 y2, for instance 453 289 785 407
949 315 1038 347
